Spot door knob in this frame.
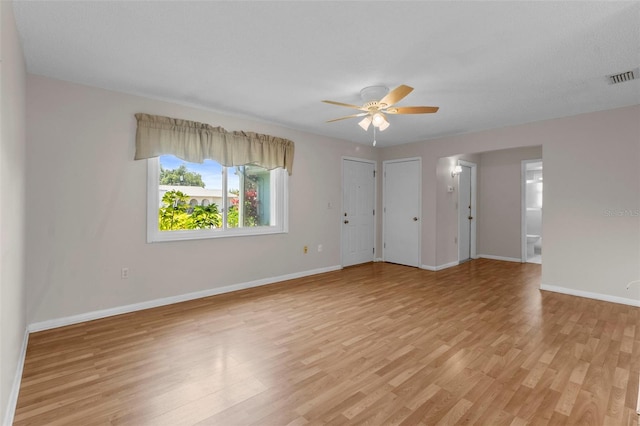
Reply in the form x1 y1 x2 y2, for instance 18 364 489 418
413 217 419 221
344 220 349 224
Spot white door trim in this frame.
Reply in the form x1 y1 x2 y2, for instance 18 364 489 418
521 158 542 262
382 157 422 267
341 157 377 267
457 160 477 261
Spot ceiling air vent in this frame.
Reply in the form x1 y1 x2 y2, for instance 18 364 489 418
608 67 639 84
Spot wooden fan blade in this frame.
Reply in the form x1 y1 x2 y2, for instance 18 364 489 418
379 85 413 108
326 112 368 123
322 100 367 111
386 106 439 114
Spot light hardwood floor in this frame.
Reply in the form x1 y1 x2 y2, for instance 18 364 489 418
14 260 640 425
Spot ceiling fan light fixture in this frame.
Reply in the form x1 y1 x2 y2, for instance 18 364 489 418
358 116 372 131
371 112 385 127
323 84 439 140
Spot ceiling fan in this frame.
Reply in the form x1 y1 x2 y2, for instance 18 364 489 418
322 85 439 139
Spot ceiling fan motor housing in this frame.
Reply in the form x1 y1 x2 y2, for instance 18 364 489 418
364 101 382 111
360 86 389 104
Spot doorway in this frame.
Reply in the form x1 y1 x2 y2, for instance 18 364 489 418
457 160 477 263
521 159 543 264
383 158 421 267
342 158 376 267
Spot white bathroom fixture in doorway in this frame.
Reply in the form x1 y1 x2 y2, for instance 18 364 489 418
521 159 543 264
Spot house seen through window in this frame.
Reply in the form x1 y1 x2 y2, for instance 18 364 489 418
147 155 287 242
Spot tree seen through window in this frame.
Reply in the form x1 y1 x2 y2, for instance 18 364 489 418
157 156 271 231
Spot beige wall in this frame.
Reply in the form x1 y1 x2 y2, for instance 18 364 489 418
1 1 27 423
477 146 542 260
434 146 542 267
19 76 640 324
6 43 639 423
379 128 547 269
3 4 637 420
542 108 639 300
435 153 480 267
25 75 378 324
381 105 640 303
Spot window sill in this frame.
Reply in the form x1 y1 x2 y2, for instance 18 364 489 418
147 227 287 243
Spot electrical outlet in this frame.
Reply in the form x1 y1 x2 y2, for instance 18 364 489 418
121 267 129 279
303 246 308 254
317 244 323 252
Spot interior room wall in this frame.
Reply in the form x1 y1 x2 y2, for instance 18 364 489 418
380 105 639 304
0 1 28 423
435 153 480 268
25 75 378 325
542 107 639 302
378 129 548 270
20 68 640 326
476 146 542 260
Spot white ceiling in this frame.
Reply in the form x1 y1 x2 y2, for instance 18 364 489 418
12 1 640 147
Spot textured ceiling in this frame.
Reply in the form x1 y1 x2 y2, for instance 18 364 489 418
12 1 640 147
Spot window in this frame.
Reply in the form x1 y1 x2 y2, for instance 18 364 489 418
147 155 288 242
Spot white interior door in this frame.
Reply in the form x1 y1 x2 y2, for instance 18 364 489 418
383 159 421 267
342 159 375 267
458 165 472 262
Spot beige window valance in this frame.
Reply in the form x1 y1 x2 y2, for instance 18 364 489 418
134 113 294 175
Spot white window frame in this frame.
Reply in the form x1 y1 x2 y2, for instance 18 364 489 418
147 158 288 243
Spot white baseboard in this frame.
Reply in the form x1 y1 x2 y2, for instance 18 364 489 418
422 261 460 271
28 265 342 333
477 254 523 263
436 261 459 271
426 256 523 270
373 257 384 263
3 330 29 426
540 283 640 308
